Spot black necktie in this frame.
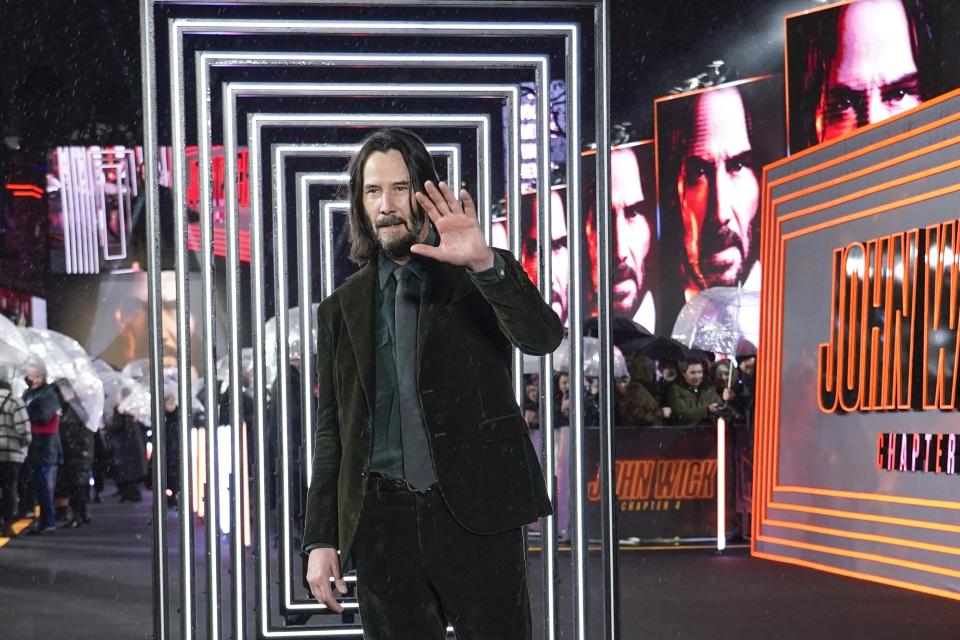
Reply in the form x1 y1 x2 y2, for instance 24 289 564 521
394 266 436 490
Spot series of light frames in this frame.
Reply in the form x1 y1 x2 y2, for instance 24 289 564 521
274 141 462 613
90 147 134 262
139 2 615 639
56 147 108 274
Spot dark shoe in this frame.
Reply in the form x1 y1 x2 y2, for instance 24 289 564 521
26 525 55 536
65 519 81 529
81 515 91 524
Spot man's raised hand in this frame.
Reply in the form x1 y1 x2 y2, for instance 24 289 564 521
411 180 495 272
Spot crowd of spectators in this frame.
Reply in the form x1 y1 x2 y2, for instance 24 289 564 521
522 353 757 430
0 359 153 536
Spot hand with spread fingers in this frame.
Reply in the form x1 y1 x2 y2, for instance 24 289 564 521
412 180 495 272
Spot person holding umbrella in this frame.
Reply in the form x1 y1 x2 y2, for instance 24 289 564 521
22 359 62 534
54 379 94 527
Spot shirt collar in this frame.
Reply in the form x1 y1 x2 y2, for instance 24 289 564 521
376 225 436 290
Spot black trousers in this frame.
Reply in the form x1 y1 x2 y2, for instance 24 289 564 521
353 475 532 640
0 461 20 527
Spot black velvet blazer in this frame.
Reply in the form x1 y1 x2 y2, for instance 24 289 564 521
302 248 562 568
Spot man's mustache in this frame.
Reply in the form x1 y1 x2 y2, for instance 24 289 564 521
701 224 742 257
376 214 407 228
613 260 639 287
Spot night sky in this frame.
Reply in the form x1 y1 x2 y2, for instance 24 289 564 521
0 0 815 155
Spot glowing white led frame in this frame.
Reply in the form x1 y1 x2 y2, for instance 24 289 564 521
272 143 460 611
142 4 611 639
261 122 486 618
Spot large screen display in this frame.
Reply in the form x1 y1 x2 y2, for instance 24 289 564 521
786 0 960 155
509 141 658 332
655 76 785 336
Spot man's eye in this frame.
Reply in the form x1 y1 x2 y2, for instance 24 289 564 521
885 87 917 103
727 160 745 174
829 96 856 113
622 203 644 219
684 168 706 186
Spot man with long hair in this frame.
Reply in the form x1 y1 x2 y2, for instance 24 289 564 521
302 128 562 638
790 0 938 152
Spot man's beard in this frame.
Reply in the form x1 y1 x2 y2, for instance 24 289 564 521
695 217 757 288
612 259 642 316
377 208 426 261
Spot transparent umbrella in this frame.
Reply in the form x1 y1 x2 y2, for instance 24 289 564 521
93 359 151 427
0 314 31 392
265 304 319 388
552 336 628 378
21 328 104 432
671 286 760 357
122 358 150 382
215 347 254 393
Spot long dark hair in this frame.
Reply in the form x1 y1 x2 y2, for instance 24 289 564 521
345 128 441 265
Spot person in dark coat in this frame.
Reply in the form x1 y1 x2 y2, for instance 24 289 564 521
0 374 31 536
163 390 180 507
22 360 62 534
105 389 148 503
302 130 561 636
54 379 94 527
90 430 108 503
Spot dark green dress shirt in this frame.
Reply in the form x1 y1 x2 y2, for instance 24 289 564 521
370 238 507 481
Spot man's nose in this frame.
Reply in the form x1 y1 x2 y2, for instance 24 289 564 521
380 189 399 213
865 88 891 127
712 169 736 227
613 207 629 259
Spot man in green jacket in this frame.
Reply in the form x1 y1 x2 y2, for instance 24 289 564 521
302 128 562 639
667 360 722 426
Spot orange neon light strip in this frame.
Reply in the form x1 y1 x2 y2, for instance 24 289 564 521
754 87 960 599
759 534 960 580
768 502 960 534
753 550 960 602
761 127 960 512
5 183 43 192
763 518 960 557
774 486 960 511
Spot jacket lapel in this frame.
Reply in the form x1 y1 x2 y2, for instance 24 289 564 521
339 260 377 416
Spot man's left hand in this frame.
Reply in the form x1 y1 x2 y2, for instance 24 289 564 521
412 181 495 272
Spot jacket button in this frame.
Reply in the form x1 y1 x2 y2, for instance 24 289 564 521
360 467 368 478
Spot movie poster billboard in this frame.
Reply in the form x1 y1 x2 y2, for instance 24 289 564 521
508 141 658 332
786 0 960 155
655 76 785 337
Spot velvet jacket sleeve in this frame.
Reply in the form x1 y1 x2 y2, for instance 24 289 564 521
301 312 342 552
468 248 563 356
